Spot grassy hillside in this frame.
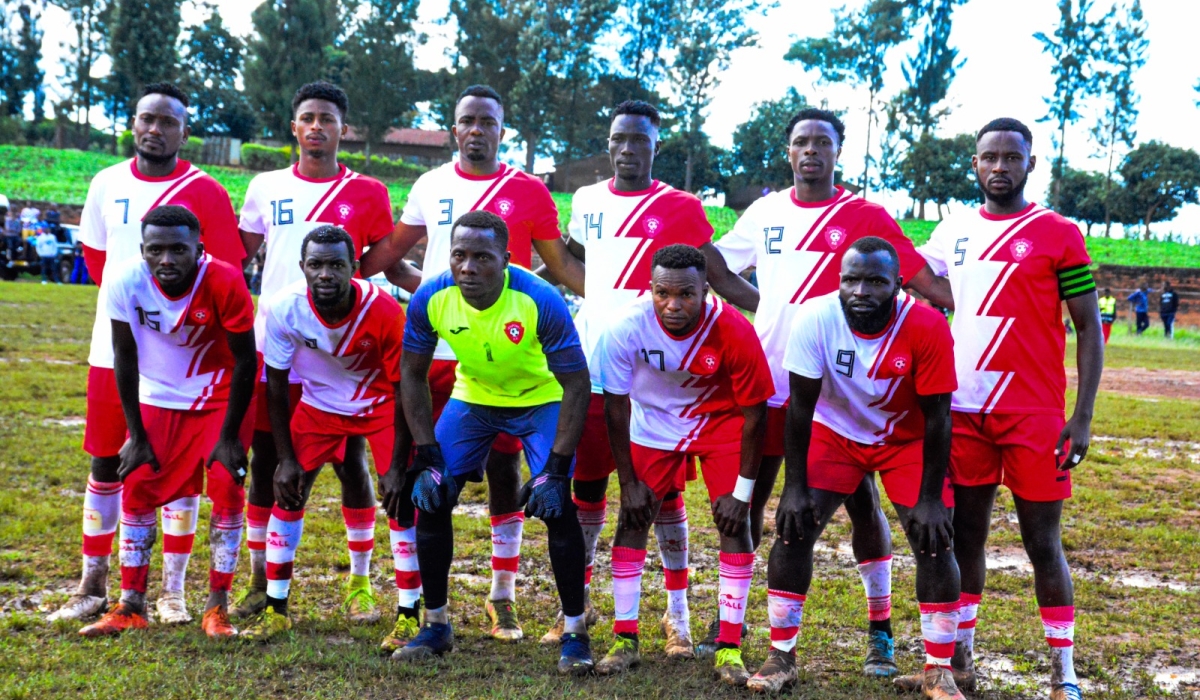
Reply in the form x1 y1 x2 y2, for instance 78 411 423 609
1 145 1195 267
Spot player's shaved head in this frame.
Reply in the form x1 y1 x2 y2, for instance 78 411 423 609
451 210 509 253
839 237 901 335
847 236 899 277
302 225 356 262
142 205 200 238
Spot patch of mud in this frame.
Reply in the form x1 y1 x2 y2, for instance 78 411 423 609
1092 435 1200 464
1107 571 1195 593
42 416 85 427
1069 366 1200 400
1153 666 1200 693
987 550 1034 574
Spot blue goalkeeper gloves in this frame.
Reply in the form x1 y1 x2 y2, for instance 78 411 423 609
410 444 458 514
519 451 574 520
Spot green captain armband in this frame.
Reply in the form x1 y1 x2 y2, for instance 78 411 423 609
1057 264 1097 300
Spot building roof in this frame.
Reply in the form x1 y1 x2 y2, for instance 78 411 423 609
343 126 450 148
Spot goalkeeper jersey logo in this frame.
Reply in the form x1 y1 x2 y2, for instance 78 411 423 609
505 321 525 344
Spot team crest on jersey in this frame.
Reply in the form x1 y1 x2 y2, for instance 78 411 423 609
495 198 515 218
336 202 354 222
1010 238 1034 261
642 216 664 238
504 321 524 344
191 309 209 323
891 355 909 373
824 226 847 249
694 350 719 375
358 338 373 350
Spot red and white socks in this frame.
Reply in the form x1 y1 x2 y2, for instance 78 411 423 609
1042 605 1078 686
611 546 647 636
767 590 806 653
716 552 755 646
160 496 199 596
265 506 305 612
574 497 607 592
209 507 243 594
654 495 690 623
857 556 893 628
245 503 271 590
957 592 981 655
389 518 421 610
81 478 121 589
489 511 524 602
342 505 375 581
920 602 960 669
118 509 157 605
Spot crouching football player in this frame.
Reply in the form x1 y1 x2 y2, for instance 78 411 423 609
80 205 256 639
747 237 964 698
593 244 773 687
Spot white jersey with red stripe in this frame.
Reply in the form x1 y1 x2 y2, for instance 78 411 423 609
263 278 404 417
783 291 957 445
239 164 394 352
79 159 243 368
567 179 714 390
105 254 255 411
918 203 1091 415
713 187 928 408
596 295 774 451
400 161 561 361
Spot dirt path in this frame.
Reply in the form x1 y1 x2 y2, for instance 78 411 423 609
1068 365 1200 400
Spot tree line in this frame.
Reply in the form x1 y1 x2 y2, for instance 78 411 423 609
1 0 1198 237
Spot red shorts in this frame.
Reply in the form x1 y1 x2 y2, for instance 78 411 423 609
573 394 616 482
807 422 954 509
123 405 244 513
291 401 396 475
430 359 521 455
85 367 126 457
630 442 739 503
950 412 1070 502
762 405 787 458
254 379 303 433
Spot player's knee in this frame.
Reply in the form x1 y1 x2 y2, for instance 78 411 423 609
572 477 608 503
90 456 120 482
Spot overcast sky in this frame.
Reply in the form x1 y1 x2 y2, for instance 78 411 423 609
33 0 1200 236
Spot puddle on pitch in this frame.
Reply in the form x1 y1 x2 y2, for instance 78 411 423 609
1153 666 1200 693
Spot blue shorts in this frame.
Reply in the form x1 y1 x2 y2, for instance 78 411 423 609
435 399 574 482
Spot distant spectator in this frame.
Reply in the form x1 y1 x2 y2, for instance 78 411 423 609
34 227 60 284
70 240 90 285
1098 288 1117 344
1 198 19 267
1127 284 1150 335
1160 280 1179 339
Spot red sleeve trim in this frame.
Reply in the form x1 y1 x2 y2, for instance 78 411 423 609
82 245 106 286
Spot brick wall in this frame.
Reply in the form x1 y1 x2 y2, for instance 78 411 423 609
1093 265 1200 326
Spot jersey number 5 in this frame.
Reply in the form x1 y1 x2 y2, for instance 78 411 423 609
954 238 969 266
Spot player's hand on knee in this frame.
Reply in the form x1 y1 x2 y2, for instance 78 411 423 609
520 451 574 520
380 467 408 520
206 437 248 486
618 479 657 530
117 437 160 481
775 484 816 545
712 494 750 538
274 457 306 510
410 444 457 513
1055 415 1092 471
906 499 953 556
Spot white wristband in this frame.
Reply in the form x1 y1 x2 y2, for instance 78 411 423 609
732 476 755 503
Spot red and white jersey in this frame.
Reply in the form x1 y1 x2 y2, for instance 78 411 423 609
784 291 956 445
263 278 404 418
596 295 774 452
79 159 243 368
240 164 394 351
105 254 254 411
400 161 561 360
568 179 714 388
714 187 926 408
918 203 1090 415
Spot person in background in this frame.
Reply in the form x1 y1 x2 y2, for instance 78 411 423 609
35 225 61 284
1 196 20 267
1097 289 1116 344
71 240 91 285
1159 281 1179 339
1127 285 1149 336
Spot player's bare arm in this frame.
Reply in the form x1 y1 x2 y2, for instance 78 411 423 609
777 373 821 544
362 220 426 287
381 380 414 520
604 391 657 530
712 401 767 539
239 229 264 265
1059 292 1104 470
551 368 591 456
266 365 305 509
111 319 160 479
701 243 759 311
205 328 256 485
904 265 954 311
400 349 437 446
534 237 585 297
908 392 954 556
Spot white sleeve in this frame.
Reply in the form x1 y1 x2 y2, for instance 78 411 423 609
597 322 635 396
77 174 106 250
105 269 132 323
712 205 758 274
567 191 585 246
782 302 825 379
262 301 296 371
238 176 269 235
917 221 949 277
399 173 427 227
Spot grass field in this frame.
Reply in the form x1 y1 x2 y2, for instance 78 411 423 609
1 145 1197 268
1 284 1199 698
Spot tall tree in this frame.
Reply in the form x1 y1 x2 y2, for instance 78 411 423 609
1034 0 1108 209
179 4 256 140
730 87 810 189
1054 167 1108 235
0 1 14 115
51 0 110 146
1119 141 1200 239
787 0 910 196
109 0 182 114
616 0 674 88
337 0 424 169
897 132 980 220
1090 0 1146 237
667 0 771 192
14 2 43 121
894 0 965 138
244 0 338 144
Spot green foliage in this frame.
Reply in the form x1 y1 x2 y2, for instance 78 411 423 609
118 130 202 161
51 0 110 151
1055 167 1109 234
108 0 182 113
9 3 43 120
239 141 290 171
1119 141 1200 239
894 0 965 137
896 132 979 217
178 4 257 140
238 141 424 181
654 131 726 197
729 87 808 189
